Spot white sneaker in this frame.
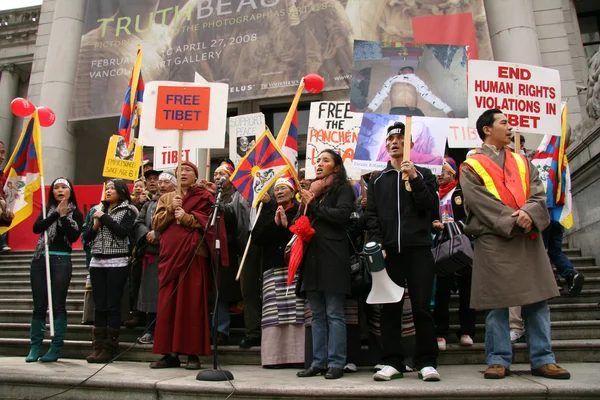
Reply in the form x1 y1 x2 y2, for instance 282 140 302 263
419 366 441 381
437 337 447 351
344 363 357 372
373 365 403 381
510 330 523 343
373 364 384 372
460 335 474 346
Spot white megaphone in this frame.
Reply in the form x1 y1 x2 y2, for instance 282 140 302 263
364 242 405 304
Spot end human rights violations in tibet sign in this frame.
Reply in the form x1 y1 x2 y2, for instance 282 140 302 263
468 60 561 136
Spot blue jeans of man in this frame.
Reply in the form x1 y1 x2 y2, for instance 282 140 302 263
542 220 575 278
485 301 556 369
30 255 73 320
215 298 230 336
306 291 346 369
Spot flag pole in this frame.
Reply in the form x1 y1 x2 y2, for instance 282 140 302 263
275 78 304 149
235 201 263 281
39 174 55 337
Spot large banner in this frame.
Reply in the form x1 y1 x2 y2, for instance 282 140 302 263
353 113 447 174
71 0 493 120
305 101 362 180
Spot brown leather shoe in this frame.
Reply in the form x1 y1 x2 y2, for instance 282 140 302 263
484 364 510 379
531 364 571 380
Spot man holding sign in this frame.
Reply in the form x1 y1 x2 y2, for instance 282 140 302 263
366 122 440 382
460 109 570 380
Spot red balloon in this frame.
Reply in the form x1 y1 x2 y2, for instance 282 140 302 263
304 73 325 94
37 107 56 127
10 98 35 117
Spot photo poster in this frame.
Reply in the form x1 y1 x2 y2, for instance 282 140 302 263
305 101 362 180
353 113 447 175
229 113 266 167
351 40 470 121
103 135 143 180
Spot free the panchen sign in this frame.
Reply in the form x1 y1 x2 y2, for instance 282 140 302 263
468 60 561 136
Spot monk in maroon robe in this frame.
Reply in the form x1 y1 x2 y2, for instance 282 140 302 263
150 161 228 369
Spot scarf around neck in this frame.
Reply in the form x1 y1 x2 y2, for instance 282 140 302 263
34 202 79 258
309 174 335 198
439 179 459 200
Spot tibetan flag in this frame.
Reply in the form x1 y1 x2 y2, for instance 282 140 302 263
282 109 299 170
230 130 291 207
118 45 144 149
0 112 44 234
531 102 573 229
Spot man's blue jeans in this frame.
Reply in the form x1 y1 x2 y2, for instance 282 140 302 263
543 220 575 278
485 301 556 369
306 291 346 369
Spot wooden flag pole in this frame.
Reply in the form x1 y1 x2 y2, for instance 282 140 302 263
360 177 366 198
514 130 521 154
402 116 412 181
206 148 211 180
236 201 263 281
177 128 183 196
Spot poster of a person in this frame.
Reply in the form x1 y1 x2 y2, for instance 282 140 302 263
237 136 256 158
114 136 136 161
352 113 446 175
229 113 265 166
351 40 467 119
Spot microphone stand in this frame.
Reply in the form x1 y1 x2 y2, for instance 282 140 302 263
197 180 234 382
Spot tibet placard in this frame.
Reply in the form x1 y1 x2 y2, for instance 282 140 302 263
305 102 362 180
153 146 198 170
139 80 228 149
468 60 561 136
229 113 265 167
102 135 142 180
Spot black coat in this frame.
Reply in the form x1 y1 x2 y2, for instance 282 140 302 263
300 183 354 295
252 200 299 270
366 163 439 252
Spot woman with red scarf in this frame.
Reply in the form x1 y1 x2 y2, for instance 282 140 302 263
432 157 475 351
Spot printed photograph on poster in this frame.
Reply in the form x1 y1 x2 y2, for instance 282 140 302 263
229 113 265 166
351 40 469 119
70 0 493 120
353 113 447 174
305 101 362 180
467 60 562 136
103 135 142 180
153 146 198 170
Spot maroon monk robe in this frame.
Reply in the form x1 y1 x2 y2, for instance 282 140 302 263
151 186 229 356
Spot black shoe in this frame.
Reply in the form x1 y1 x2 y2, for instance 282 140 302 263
297 366 327 377
567 273 584 297
239 336 260 349
215 333 229 346
324 367 344 379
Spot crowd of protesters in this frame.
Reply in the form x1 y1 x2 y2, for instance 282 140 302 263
18 109 583 382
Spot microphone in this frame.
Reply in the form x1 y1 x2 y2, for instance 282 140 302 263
216 176 227 187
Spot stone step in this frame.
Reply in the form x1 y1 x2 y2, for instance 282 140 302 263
0 310 87 324
563 248 582 257
0 298 86 311
449 289 600 308
445 320 600 342
0 289 85 300
448 303 600 325
0 271 88 279
0 263 88 272
0 255 87 263
0 280 86 290
568 256 596 267
2 337 600 365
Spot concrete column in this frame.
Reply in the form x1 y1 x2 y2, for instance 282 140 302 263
38 0 86 181
484 0 542 66
0 64 19 151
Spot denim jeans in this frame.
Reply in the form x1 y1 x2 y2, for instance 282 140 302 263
485 301 556 369
306 291 346 369
30 256 73 320
215 298 231 336
542 221 576 278
90 267 129 329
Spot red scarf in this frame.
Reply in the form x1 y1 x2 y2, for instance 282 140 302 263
439 179 459 200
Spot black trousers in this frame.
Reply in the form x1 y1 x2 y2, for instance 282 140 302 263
433 273 476 339
380 247 438 371
240 243 262 338
90 267 129 329
30 255 73 320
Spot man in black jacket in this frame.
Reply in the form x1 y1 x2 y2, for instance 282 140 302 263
366 121 440 382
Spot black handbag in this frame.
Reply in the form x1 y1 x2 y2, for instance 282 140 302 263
347 232 371 296
432 221 473 277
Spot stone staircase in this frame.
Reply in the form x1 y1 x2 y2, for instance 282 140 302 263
0 247 599 366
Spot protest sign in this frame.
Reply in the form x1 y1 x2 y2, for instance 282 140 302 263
153 146 198 170
446 119 482 148
229 113 265 167
353 113 447 175
305 102 362 180
468 60 561 136
139 80 228 149
102 135 142 180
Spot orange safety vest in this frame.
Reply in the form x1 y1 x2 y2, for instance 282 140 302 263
463 149 530 210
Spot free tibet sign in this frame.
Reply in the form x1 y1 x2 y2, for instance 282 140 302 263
468 60 561 136
155 86 210 130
